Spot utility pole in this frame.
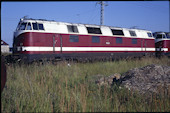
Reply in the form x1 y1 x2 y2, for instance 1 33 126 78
97 1 108 25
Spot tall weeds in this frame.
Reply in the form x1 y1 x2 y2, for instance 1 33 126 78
1 56 170 112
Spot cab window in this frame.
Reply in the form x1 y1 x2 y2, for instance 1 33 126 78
156 34 164 39
26 22 32 30
32 23 38 30
19 23 27 30
16 22 21 30
147 32 153 37
166 33 170 38
156 34 162 39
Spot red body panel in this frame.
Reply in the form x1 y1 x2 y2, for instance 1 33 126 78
14 32 155 55
155 39 170 53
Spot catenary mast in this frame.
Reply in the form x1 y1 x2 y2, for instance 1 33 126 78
97 1 108 25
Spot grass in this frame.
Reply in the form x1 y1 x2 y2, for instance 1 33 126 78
1 56 170 112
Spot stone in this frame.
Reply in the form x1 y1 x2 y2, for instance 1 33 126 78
95 64 170 95
95 73 121 86
121 64 170 94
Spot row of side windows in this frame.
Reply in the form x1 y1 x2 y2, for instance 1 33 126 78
67 25 102 35
17 22 153 38
69 35 100 43
115 38 138 44
67 25 152 38
69 35 138 44
67 25 123 36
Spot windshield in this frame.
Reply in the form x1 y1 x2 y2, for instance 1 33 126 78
18 23 27 30
26 23 32 30
156 34 163 39
166 33 170 38
156 33 167 39
16 22 21 30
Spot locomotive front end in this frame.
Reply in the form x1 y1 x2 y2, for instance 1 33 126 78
13 18 35 62
154 32 170 57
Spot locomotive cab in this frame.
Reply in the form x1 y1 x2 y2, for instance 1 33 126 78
154 32 170 40
15 19 44 31
154 32 170 57
13 18 45 53
13 18 45 62
14 18 45 37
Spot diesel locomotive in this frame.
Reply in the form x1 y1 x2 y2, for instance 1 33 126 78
154 32 170 57
11 17 169 63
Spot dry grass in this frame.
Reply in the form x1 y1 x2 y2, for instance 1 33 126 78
1 56 170 112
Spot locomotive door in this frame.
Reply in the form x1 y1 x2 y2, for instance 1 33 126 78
141 39 147 52
53 34 62 53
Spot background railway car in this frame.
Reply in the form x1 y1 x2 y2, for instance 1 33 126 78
12 18 156 63
154 32 170 57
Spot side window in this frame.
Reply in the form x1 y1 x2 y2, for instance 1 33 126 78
129 31 137 36
67 25 78 33
163 34 166 38
166 33 170 38
38 23 44 30
19 23 27 30
87 27 102 34
111 29 124 36
32 23 38 30
132 38 137 44
147 32 152 37
26 22 32 30
116 37 123 44
69 35 79 42
92 36 100 43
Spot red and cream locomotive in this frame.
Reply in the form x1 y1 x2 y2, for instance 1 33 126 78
13 17 156 63
154 32 170 57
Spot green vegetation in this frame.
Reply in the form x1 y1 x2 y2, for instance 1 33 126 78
1 56 170 112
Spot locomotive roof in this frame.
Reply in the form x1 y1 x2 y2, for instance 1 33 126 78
154 32 170 34
15 17 154 39
20 18 151 32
